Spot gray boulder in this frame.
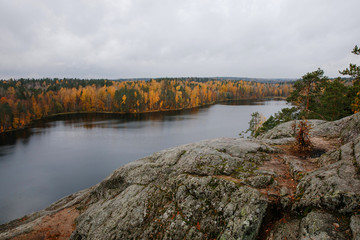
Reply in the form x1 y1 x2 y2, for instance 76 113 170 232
259 112 360 142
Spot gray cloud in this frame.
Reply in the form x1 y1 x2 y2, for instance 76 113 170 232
0 0 359 79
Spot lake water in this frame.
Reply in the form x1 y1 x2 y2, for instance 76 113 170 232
0 99 288 224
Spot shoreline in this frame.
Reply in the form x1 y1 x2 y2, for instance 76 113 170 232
0 97 287 134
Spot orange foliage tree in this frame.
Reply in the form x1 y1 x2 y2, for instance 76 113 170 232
0 78 292 132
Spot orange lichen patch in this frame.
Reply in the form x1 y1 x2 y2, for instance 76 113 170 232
196 221 201 231
12 207 79 240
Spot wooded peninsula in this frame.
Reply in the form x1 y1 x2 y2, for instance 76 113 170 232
0 78 292 132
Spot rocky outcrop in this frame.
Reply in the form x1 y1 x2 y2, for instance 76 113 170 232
0 139 282 240
258 112 358 141
2 114 360 239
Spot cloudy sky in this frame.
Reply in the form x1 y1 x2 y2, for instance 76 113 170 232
0 0 359 79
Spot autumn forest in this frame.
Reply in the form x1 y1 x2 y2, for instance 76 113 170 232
0 78 292 132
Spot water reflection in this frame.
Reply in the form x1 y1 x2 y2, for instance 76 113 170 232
220 99 282 105
0 129 32 146
0 109 206 145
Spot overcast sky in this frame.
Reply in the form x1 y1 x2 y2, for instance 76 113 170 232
0 0 359 79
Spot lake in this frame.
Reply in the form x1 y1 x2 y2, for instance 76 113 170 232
0 99 288 224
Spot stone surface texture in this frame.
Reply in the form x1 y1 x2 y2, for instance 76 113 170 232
2 113 360 239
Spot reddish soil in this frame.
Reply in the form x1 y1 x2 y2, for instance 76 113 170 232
258 154 297 198
12 207 79 240
256 136 341 239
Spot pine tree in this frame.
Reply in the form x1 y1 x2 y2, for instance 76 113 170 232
286 68 328 118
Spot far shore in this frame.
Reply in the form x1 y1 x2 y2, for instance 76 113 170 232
0 97 287 134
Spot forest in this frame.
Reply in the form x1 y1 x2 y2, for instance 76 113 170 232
0 78 292 132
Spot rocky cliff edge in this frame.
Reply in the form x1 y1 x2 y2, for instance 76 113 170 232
1 114 360 239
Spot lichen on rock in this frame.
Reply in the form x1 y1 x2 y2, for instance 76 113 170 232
3 114 360 239
69 138 273 240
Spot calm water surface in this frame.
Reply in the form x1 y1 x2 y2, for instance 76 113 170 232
0 100 288 224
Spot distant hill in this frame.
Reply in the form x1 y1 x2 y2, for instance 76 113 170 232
112 77 297 83
211 77 297 83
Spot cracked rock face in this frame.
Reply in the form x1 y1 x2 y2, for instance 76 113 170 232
3 113 360 239
70 138 273 240
294 137 360 214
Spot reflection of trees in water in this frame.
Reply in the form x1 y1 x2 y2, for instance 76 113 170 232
220 99 283 106
0 100 281 146
0 108 205 144
55 109 204 127
0 128 31 146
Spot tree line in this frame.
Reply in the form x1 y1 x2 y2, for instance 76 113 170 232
248 45 360 137
0 78 292 132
